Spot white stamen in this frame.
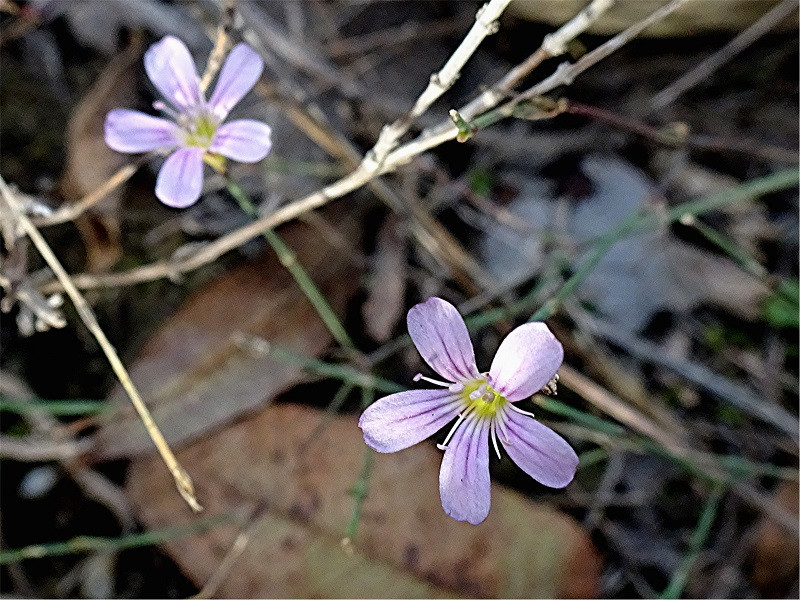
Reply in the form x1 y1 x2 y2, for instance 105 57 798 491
413 373 451 388
490 421 502 460
496 408 512 446
508 403 536 418
436 405 475 450
153 100 180 121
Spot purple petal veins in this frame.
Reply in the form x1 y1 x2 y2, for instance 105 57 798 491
154 147 205 208
210 120 272 162
359 389 462 453
143 36 203 111
207 43 264 120
359 296 576 525
489 322 564 402
439 415 491 525
498 406 579 488
104 109 180 153
407 297 480 383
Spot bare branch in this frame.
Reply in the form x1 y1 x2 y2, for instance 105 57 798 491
0 177 202 513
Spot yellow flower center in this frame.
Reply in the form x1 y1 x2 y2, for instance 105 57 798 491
181 113 218 149
461 379 507 419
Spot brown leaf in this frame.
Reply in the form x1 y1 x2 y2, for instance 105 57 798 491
89 207 363 461
60 38 142 272
363 214 407 342
751 481 799 597
127 403 601 598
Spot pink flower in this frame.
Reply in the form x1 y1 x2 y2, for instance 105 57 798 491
104 36 272 208
359 297 578 525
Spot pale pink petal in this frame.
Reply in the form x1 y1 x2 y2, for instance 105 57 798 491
489 322 563 402
154 147 205 208
209 119 272 162
104 109 179 153
407 297 480 383
359 389 462 453
499 408 578 488
439 416 491 525
144 36 203 111
207 43 264 119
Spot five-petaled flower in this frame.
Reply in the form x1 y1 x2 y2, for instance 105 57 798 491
359 297 578 525
104 36 272 208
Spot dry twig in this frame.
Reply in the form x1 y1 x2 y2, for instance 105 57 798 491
650 0 799 110
0 177 202 513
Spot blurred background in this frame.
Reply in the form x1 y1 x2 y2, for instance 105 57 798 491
0 0 798 597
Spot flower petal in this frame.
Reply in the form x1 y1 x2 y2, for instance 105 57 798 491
154 147 205 208
359 389 461 453
499 408 578 488
144 36 203 110
207 43 264 119
209 119 272 162
439 416 491 525
407 297 480 383
489 322 563 402
104 109 179 153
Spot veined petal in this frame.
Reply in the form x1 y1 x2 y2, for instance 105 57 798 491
144 36 203 111
207 43 264 119
407 297 479 383
104 109 179 153
359 389 461 453
439 416 491 525
499 408 578 488
489 322 563 402
154 147 205 208
209 119 272 162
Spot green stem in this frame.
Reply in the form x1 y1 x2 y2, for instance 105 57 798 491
660 484 725 599
225 179 354 349
0 397 110 416
0 513 237 564
345 388 375 542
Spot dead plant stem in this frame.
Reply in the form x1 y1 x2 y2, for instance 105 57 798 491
0 178 202 513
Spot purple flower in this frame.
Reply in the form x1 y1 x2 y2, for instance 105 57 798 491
104 36 272 208
359 297 578 525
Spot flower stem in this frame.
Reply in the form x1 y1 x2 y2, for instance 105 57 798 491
659 484 724 599
0 513 237 564
225 179 354 349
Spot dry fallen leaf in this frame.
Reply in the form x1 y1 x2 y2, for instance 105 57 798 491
60 38 142 272
127 403 601 598
363 214 407 342
88 203 600 598
89 206 364 460
751 480 799 597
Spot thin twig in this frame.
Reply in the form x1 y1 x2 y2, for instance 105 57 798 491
565 101 798 164
36 0 731 295
650 0 799 110
367 0 512 166
0 434 90 461
0 177 202 513
458 0 616 120
199 0 237 93
660 484 725 598
33 155 151 227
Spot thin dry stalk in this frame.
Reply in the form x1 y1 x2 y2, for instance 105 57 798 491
650 0 799 110
368 0 512 165
0 178 202 513
38 0 684 294
460 0 616 118
199 0 238 93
